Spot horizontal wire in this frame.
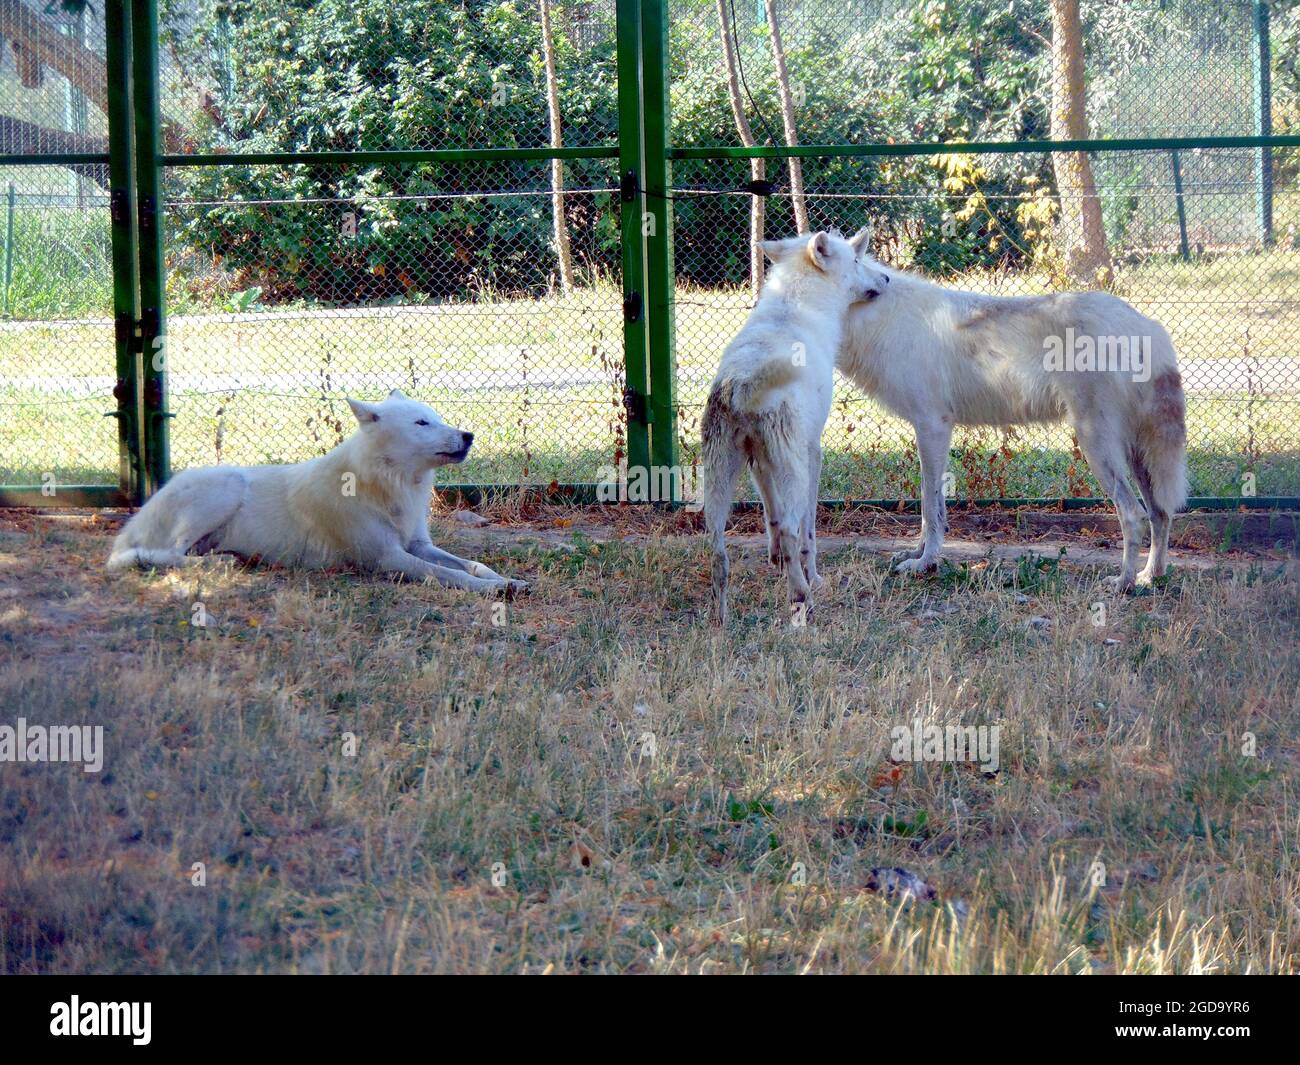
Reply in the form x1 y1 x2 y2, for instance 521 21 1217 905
169 187 620 209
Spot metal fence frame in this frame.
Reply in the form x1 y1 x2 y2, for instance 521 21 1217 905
2 0 1298 511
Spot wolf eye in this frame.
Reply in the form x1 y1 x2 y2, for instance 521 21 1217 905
415 419 430 426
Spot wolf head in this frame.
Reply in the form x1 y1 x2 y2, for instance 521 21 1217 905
760 227 890 306
345 390 475 471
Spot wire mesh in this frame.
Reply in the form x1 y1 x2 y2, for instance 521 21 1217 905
0 0 116 488
1 0 1298 504
150 1 629 490
161 155 629 486
156 0 621 154
668 0 1300 500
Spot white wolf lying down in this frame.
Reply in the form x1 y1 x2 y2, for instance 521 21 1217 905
108 390 527 595
701 228 890 624
838 254 1187 591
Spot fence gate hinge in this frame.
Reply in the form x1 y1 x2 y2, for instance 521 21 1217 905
623 290 642 322
137 193 158 231
110 188 130 226
620 168 638 203
142 378 170 412
114 312 136 350
623 387 648 426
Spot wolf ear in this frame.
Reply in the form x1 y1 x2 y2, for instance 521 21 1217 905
849 225 873 255
388 388 407 400
346 398 381 424
805 231 830 271
761 237 799 263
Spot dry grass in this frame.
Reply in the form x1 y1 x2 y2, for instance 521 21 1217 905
1 511 1297 973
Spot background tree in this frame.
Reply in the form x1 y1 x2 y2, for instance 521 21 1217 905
763 0 808 234
539 0 575 294
1049 0 1111 285
716 0 766 298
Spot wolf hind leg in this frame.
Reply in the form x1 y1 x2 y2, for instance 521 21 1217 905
802 441 824 591
109 470 245 570
1073 419 1146 592
763 456 812 624
1130 451 1171 586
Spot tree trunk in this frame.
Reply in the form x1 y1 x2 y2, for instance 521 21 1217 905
763 0 808 235
539 0 575 295
1049 0 1111 286
716 0 766 299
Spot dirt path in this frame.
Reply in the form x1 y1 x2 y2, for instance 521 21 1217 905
440 521 1297 576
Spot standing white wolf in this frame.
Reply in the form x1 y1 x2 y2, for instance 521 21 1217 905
108 390 527 595
838 253 1186 590
702 228 889 624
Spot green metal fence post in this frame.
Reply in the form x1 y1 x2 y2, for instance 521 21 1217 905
616 0 651 483
1254 1 1274 247
4 183 14 317
105 0 143 504
132 0 169 495
1170 149 1190 262
640 0 678 501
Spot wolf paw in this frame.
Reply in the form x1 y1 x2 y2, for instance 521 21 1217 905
1102 574 1136 595
890 546 925 565
807 573 825 592
894 556 938 576
497 578 530 599
1134 567 1166 588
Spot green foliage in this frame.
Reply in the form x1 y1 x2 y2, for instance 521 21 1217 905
154 0 1278 300
667 0 1054 282
167 0 620 301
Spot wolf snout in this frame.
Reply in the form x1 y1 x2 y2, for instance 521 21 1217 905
859 273 889 302
436 430 474 462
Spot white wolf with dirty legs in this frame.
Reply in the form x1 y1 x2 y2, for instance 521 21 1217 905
837 251 1187 591
108 390 528 596
701 228 889 625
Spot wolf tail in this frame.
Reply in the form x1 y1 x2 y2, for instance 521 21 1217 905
1133 367 1188 519
700 389 745 625
716 357 801 413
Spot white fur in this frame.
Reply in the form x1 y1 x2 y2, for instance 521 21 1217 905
702 228 889 624
839 261 1188 590
108 390 526 595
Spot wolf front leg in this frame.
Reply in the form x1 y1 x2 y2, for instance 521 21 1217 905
409 539 511 583
894 418 952 574
379 547 520 595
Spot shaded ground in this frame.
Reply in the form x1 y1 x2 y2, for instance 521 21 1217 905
1 507 1297 973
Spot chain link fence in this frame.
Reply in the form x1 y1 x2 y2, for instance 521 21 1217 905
156 0 630 490
0 0 118 489
669 0 1300 500
2 0 1298 505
